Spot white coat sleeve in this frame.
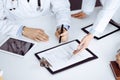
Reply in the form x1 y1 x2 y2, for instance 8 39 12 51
0 0 23 36
82 0 96 15
90 0 120 36
50 0 71 27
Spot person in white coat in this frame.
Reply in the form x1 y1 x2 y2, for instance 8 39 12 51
71 0 120 54
0 0 71 42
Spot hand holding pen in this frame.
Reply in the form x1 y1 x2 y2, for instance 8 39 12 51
59 25 64 43
55 24 69 43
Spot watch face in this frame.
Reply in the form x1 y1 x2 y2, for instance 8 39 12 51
0 38 34 56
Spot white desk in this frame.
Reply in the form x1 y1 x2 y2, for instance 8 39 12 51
0 8 120 80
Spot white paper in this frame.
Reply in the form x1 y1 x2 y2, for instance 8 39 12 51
86 24 118 37
38 41 93 72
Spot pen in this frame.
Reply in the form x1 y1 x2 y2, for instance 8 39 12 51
59 25 64 43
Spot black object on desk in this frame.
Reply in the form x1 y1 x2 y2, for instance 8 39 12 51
35 39 98 74
0 38 34 56
59 25 64 43
110 61 120 80
81 19 120 40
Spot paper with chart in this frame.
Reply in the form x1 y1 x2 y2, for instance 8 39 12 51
38 41 93 72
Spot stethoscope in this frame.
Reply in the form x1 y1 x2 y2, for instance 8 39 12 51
9 0 18 11
9 0 41 11
27 0 41 11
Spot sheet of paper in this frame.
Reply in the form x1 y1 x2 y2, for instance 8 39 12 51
86 24 118 37
38 41 93 72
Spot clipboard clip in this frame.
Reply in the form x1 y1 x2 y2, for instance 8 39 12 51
39 57 52 68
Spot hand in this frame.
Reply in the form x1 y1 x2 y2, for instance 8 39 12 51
22 26 49 42
73 34 94 54
116 50 120 68
55 27 68 42
71 11 87 19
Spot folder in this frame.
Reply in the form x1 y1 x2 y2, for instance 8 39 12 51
110 61 120 80
35 39 98 74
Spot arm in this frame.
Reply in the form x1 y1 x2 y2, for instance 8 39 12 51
81 0 96 15
90 0 120 36
51 0 71 27
71 0 96 19
0 0 23 36
51 0 71 42
0 1 49 42
74 0 120 54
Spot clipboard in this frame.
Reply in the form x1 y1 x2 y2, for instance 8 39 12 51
35 39 98 74
81 19 120 40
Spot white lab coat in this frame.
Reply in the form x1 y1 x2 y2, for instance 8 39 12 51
81 0 120 35
0 0 70 36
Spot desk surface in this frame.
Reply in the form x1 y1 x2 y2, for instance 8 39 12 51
0 7 120 80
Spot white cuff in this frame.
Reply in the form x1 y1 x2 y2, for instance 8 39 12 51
17 25 24 37
57 24 70 31
82 10 92 15
89 29 101 36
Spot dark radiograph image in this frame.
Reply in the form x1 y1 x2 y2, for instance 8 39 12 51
0 38 34 56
